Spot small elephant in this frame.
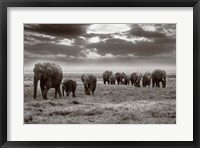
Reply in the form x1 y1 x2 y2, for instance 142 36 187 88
109 75 116 85
81 74 97 95
33 62 63 99
102 71 113 84
131 72 142 87
151 69 166 88
115 72 121 85
62 80 77 98
142 71 151 87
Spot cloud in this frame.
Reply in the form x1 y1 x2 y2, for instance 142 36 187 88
54 38 75 46
24 31 75 46
25 31 56 39
25 51 67 59
140 24 157 32
89 36 101 43
79 36 86 40
80 48 101 59
87 24 131 34
24 24 89 38
24 24 176 72
80 48 115 59
112 34 152 44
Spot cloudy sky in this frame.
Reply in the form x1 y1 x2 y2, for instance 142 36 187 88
24 24 176 73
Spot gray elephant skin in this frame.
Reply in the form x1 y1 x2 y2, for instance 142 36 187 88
151 69 166 88
142 71 151 87
115 72 121 85
62 79 77 98
109 75 116 85
33 62 63 99
121 73 130 85
131 72 142 87
120 73 126 84
81 74 97 95
102 71 113 84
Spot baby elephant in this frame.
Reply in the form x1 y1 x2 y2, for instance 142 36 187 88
62 80 77 98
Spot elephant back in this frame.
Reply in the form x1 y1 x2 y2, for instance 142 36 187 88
81 74 97 83
152 69 166 80
102 71 113 79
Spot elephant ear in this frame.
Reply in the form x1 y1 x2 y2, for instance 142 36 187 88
33 63 44 72
44 67 54 79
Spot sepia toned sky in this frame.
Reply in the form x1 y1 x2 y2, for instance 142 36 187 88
24 24 176 73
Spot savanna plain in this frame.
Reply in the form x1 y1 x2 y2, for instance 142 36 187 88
24 72 176 124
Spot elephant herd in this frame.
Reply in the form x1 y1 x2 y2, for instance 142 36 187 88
102 70 166 88
32 62 166 100
33 62 97 100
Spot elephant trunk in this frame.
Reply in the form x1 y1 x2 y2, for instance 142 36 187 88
33 77 39 99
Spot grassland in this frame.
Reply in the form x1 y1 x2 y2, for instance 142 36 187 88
24 72 176 124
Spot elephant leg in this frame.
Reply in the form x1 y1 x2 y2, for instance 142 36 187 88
54 88 58 99
58 87 62 98
72 91 76 98
91 84 96 95
62 86 65 97
158 82 160 88
152 81 155 87
155 82 158 87
43 87 50 100
84 84 90 95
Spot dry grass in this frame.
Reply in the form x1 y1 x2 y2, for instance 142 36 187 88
24 73 176 124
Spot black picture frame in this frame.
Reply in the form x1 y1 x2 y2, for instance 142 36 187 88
0 0 200 147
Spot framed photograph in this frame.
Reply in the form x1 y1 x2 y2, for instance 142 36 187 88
1 0 200 147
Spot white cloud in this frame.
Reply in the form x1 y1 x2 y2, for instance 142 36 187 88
89 36 101 43
55 38 75 46
162 28 176 37
79 36 86 40
80 48 101 59
140 25 156 32
113 34 152 44
80 48 115 59
88 36 109 43
87 24 131 34
25 31 56 39
104 53 114 58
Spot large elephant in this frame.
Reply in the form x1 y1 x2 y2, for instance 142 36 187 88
33 62 63 99
109 75 116 85
151 69 166 88
81 74 97 95
120 72 126 84
142 71 151 87
130 72 142 87
124 75 130 85
121 73 130 85
102 71 113 84
115 72 121 85
62 79 77 98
